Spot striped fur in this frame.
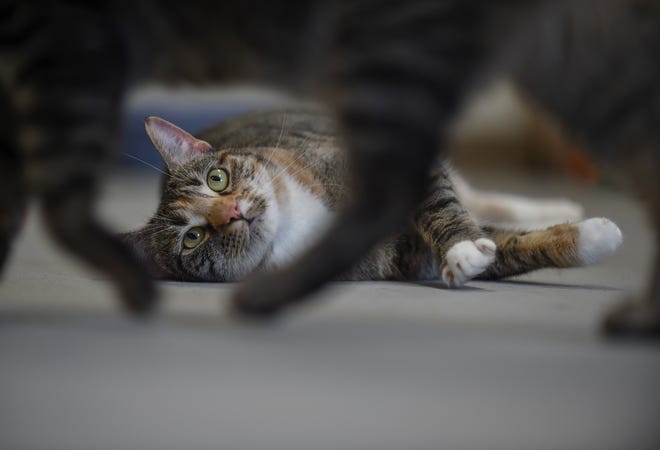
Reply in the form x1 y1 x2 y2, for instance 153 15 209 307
123 110 622 286
0 2 658 325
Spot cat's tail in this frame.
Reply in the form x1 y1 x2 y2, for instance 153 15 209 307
478 217 623 280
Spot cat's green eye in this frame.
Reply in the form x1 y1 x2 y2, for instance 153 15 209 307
207 168 229 192
183 227 205 249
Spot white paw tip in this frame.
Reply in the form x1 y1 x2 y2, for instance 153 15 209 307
442 239 497 288
577 217 623 265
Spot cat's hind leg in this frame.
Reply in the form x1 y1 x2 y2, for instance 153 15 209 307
478 217 622 280
451 172 584 227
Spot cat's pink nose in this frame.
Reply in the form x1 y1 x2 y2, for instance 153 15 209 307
207 201 243 228
227 204 243 222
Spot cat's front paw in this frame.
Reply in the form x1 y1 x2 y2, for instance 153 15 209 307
441 238 496 288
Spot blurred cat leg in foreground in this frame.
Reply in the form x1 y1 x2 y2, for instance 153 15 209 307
232 92 443 317
603 175 660 338
14 11 157 316
511 0 660 337
40 179 156 316
604 254 660 338
0 86 26 273
230 1 486 317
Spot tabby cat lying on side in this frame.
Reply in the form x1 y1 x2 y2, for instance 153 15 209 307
123 110 622 285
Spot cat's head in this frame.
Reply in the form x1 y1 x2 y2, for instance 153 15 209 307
121 117 282 281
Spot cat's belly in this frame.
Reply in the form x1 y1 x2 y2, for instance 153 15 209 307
265 177 334 270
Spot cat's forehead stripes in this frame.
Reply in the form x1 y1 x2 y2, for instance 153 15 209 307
170 196 198 212
224 151 261 182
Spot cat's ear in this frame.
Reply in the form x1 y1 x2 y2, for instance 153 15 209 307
144 116 213 170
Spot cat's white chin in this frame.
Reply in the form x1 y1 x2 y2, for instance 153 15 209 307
576 218 623 265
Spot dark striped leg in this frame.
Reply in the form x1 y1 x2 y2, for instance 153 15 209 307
231 1 483 316
39 176 156 316
603 253 660 339
24 123 157 317
511 1 660 337
0 86 26 274
16 11 157 315
603 188 660 338
232 88 443 317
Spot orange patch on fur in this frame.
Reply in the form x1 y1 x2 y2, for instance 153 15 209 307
261 147 323 197
516 224 580 267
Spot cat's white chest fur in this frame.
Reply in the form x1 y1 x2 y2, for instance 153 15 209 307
267 176 333 268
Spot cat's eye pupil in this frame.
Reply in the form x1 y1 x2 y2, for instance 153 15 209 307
207 168 229 192
183 227 205 249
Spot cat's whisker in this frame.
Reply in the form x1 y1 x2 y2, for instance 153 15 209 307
250 113 288 187
150 220 181 229
274 112 287 151
253 131 315 188
121 152 187 183
148 216 177 226
273 155 322 184
145 221 174 231
147 226 178 239
270 146 315 183
148 215 183 227
121 152 169 176
146 228 170 236
177 166 198 184
309 181 349 193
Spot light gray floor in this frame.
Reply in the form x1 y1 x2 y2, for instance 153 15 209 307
1 171 659 450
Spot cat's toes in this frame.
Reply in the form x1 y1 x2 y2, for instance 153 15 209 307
442 238 496 288
576 217 623 265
